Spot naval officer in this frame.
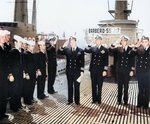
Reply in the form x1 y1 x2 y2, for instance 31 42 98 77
22 40 37 105
36 40 49 99
46 36 58 94
135 36 150 109
109 35 135 105
7 35 24 112
0 30 9 120
84 35 108 104
3 30 11 53
57 36 84 105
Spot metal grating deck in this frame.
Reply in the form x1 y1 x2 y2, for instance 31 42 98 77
0 68 150 124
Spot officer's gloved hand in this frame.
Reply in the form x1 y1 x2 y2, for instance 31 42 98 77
76 72 84 83
103 66 108 77
23 71 26 78
102 71 107 77
8 73 14 82
130 67 135 77
37 69 42 76
129 71 134 76
26 73 30 80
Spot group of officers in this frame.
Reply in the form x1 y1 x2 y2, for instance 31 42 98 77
0 29 58 120
0 29 150 120
58 34 150 110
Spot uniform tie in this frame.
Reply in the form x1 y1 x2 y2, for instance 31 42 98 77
123 47 125 52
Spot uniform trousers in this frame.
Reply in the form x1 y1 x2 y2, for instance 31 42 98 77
47 66 56 93
66 73 80 104
0 71 7 119
23 69 36 105
116 72 130 104
137 72 149 107
9 68 23 112
90 71 103 103
37 69 46 98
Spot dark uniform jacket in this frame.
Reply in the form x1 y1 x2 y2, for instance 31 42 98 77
4 43 11 54
22 51 37 73
0 44 8 119
85 45 108 73
46 43 57 68
36 51 47 72
8 48 23 73
136 46 150 73
109 46 134 73
57 47 84 75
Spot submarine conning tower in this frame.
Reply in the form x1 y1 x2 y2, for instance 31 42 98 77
97 0 139 47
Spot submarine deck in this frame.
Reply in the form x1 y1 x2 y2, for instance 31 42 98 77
1 65 150 124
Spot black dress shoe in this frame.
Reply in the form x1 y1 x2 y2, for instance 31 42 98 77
66 102 72 105
124 103 128 105
136 104 141 108
143 106 148 109
43 95 49 99
19 105 26 109
38 95 49 99
92 101 95 104
76 103 81 106
98 101 101 104
0 115 9 120
32 99 37 103
48 91 58 94
117 102 121 105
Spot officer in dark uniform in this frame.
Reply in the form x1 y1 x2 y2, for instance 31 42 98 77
36 41 49 99
22 40 37 105
0 30 9 120
46 37 58 94
85 35 108 104
57 36 84 105
21 38 27 53
135 36 150 109
7 35 23 112
109 35 135 105
3 30 11 53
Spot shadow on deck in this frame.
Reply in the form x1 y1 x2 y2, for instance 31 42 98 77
0 69 150 124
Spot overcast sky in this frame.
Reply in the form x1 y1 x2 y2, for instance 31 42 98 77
0 0 150 47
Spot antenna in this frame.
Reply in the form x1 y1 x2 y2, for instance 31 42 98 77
108 0 110 10
131 0 133 12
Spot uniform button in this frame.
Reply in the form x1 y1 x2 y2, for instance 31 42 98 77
94 59 95 61
93 63 95 64
74 64 76 65
95 55 96 57
141 57 142 58
122 57 124 59
140 65 142 67
121 64 123 66
145 67 146 68
145 62 147 64
74 60 76 62
70 66 71 68
126 61 127 63
70 63 71 64
70 59 72 61
140 61 142 63
146 58 148 59
126 58 128 59
99 56 100 58
74 67 76 69
125 65 127 67
122 61 123 62
98 60 100 61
